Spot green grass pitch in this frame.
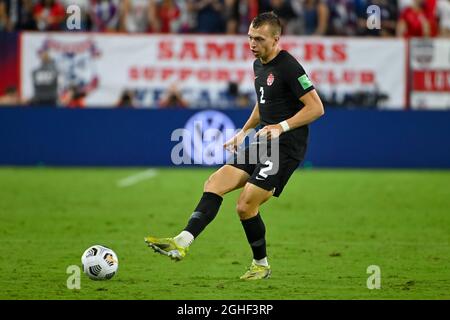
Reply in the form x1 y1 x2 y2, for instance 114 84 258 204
1 167 449 300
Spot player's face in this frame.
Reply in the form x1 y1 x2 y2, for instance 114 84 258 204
248 24 279 61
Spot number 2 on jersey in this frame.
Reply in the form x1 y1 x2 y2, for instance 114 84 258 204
259 87 265 104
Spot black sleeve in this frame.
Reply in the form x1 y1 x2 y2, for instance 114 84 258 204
280 55 315 100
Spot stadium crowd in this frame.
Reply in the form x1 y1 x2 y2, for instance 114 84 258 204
0 0 449 37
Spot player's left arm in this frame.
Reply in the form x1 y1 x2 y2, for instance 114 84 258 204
256 90 324 139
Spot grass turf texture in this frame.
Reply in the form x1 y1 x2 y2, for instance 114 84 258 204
0 167 449 300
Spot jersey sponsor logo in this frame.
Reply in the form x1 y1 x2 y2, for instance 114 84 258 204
298 74 313 90
267 73 275 86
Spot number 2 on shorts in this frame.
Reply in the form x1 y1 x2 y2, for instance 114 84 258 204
259 160 273 178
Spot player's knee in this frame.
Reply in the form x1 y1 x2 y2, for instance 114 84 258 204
236 200 254 219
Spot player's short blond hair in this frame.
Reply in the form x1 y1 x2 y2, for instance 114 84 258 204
250 12 282 37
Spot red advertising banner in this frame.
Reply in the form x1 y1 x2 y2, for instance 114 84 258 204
412 70 450 92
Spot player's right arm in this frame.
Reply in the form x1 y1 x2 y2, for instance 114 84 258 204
223 102 260 153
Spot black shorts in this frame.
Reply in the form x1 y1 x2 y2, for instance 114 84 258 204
227 143 302 197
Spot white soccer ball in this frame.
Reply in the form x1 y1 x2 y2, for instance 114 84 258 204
81 245 119 280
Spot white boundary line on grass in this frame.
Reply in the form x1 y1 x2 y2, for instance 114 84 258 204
116 169 158 188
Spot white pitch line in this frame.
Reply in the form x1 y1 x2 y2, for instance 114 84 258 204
116 169 158 188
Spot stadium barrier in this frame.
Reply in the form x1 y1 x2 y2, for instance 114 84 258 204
1 107 449 168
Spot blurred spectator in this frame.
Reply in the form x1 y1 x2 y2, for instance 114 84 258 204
0 86 20 106
155 0 182 33
320 87 388 109
327 0 358 36
267 0 297 34
225 0 259 34
89 0 120 32
399 0 414 10
60 84 86 108
120 0 157 33
342 88 388 108
222 81 254 108
177 0 197 33
258 0 272 13
159 83 188 108
0 0 442 37
290 0 330 35
15 0 38 30
117 89 135 107
397 0 439 36
0 0 10 31
235 92 253 108
436 0 450 36
224 81 238 106
356 0 398 36
31 50 59 106
33 0 65 31
423 0 439 36
0 0 33 31
304 0 329 35
192 0 226 33
397 0 431 37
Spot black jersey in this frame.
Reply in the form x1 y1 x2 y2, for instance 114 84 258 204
254 50 315 161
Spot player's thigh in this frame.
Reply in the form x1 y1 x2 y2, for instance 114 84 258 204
236 182 273 220
204 164 249 196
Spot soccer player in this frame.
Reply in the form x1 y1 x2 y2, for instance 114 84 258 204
145 12 324 280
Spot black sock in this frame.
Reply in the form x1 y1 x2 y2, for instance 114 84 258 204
184 192 223 238
241 213 267 260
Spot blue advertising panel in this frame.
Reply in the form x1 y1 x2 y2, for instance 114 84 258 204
0 108 449 168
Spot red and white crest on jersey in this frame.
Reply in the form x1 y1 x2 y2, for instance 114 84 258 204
267 73 275 86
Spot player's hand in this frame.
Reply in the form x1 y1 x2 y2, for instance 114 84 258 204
223 130 246 154
255 124 283 140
